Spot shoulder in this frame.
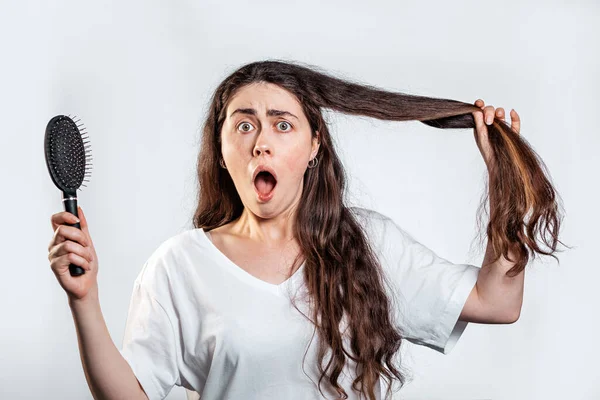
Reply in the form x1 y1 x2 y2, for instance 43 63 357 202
134 229 197 292
348 206 416 254
348 206 396 250
348 206 396 237
348 205 385 219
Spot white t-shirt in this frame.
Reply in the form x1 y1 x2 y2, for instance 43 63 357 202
119 206 480 400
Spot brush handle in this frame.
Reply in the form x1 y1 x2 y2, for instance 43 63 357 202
63 194 85 276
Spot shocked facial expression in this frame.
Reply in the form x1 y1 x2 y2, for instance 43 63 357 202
220 82 320 217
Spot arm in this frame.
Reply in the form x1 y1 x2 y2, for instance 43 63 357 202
460 193 525 324
69 286 148 400
463 100 524 324
464 239 524 324
461 241 525 323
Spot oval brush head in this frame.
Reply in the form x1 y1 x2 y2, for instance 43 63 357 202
44 115 93 277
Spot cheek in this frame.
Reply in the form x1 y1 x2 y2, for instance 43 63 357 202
283 146 309 178
222 133 247 159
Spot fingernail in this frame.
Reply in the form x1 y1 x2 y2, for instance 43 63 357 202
486 116 493 125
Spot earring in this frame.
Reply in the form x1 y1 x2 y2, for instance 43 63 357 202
219 157 227 169
308 157 319 169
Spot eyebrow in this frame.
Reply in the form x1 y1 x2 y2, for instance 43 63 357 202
229 108 299 121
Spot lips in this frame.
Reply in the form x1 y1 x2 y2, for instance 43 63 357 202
252 164 278 184
252 164 278 202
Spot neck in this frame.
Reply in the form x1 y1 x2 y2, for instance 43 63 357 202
232 207 297 247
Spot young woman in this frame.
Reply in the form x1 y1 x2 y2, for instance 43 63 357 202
48 60 564 400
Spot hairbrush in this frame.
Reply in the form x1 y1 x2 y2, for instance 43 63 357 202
44 115 93 277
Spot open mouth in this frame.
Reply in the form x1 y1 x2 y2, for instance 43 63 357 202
253 170 277 200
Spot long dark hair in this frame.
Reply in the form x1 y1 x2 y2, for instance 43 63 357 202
192 60 567 399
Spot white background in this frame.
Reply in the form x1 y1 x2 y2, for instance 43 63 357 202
1 0 597 399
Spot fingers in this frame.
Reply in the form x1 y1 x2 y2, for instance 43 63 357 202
48 224 89 252
48 240 93 267
475 99 520 134
50 252 92 274
510 109 521 134
474 99 495 125
50 207 92 244
50 211 80 232
483 105 495 125
495 107 505 122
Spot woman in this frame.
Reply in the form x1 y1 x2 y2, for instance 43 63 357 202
48 60 564 400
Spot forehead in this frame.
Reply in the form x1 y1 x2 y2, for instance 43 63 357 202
227 82 303 113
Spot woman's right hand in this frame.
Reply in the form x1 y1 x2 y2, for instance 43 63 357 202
48 206 99 301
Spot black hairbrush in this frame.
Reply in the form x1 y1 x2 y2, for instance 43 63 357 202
44 115 93 277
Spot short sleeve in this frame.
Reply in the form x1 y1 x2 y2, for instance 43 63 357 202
119 279 180 400
352 207 480 355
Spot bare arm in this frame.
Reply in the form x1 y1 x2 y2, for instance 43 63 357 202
68 285 148 400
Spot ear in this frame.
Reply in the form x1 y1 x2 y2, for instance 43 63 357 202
311 131 320 158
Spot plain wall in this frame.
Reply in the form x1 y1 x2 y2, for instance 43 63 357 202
1 0 597 399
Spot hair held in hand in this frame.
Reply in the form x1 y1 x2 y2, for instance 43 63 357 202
192 60 569 400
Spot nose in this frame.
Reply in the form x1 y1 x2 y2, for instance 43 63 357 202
253 145 271 157
253 129 272 157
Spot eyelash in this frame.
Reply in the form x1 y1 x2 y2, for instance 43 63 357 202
237 120 293 133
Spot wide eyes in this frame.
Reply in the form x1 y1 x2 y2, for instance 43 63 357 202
239 122 253 132
277 121 291 131
236 121 292 133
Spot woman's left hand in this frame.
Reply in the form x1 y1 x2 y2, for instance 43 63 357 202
472 99 521 168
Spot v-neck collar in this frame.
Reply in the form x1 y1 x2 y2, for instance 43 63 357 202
197 227 306 296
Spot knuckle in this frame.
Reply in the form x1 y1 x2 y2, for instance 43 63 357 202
63 240 73 252
59 241 71 255
66 241 79 254
51 257 62 270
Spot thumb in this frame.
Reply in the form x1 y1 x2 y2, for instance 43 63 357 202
78 206 90 237
472 109 486 134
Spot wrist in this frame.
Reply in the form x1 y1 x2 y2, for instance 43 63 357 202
68 285 100 310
